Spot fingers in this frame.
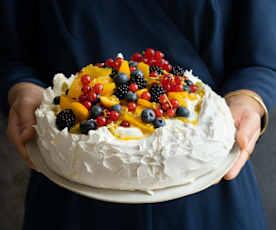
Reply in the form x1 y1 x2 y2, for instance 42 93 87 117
7 106 39 171
224 130 259 180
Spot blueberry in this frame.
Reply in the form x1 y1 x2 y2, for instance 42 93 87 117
176 106 190 117
129 61 138 67
141 109 156 123
114 72 129 85
80 120 97 134
185 79 193 86
126 91 138 102
153 118 166 128
183 85 191 93
90 105 102 119
53 96 60 105
130 69 144 79
111 104 122 113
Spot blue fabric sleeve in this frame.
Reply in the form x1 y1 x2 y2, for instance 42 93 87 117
0 0 46 113
220 0 276 111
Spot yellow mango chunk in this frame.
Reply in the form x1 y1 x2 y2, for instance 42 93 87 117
188 93 198 101
102 83 116 96
69 123 80 134
119 60 130 78
70 102 89 122
135 105 146 116
136 89 148 98
167 92 188 107
137 99 154 109
100 95 120 107
79 65 112 79
121 113 155 134
93 76 113 85
60 95 75 110
67 76 83 99
137 62 150 79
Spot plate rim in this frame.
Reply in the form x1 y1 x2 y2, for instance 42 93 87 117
26 139 240 204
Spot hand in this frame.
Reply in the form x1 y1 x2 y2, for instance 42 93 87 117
6 82 44 171
223 90 264 180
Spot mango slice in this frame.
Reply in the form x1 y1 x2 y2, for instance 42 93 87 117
102 83 116 96
136 89 148 98
137 99 154 109
119 60 130 78
70 102 89 122
100 95 120 107
60 95 75 110
167 92 189 107
137 62 150 79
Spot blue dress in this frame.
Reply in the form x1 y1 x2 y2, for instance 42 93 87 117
1 0 276 229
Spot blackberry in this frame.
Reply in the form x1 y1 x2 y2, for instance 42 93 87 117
129 70 147 89
150 65 164 75
149 85 166 103
171 65 185 76
56 109 76 131
109 68 118 79
115 83 129 99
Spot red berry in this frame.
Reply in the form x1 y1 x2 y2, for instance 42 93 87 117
148 58 157 66
144 48 155 59
81 75 91 85
174 76 182 85
130 66 136 72
190 85 197 93
79 95 88 103
143 57 149 64
156 58 166 68
106 119 113 125
141 91 151 100
82 85 91 94
113 61 121 69
115 57 123 65
96 116 106 127
83 100 92 110
154 50 165 60
103 109 111 118
128 102 137 112
162 102 171 111
105 58 114 67
150 71 158 78
93 84 103 95
159 94 167 104
129 83 139 92
154 109 164 118
163 84 172 92
183 76 188 80
110 110 119 121
170 99 180 109
87 91 97 102
166 109 176 117
95 63 105 67
120 120 130 127
173 84 184 92
131 52 143 62
164 64 172 72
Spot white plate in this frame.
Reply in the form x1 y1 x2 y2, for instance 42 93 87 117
26 139 239 204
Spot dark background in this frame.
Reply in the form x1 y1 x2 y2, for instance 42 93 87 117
0 109 275 230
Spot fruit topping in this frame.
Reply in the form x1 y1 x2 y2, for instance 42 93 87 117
141 109 156 123
128 102 137 112
118 60 131 77
166 108 176 117
111 104 122 113
115 83 129 99
129 83 139 92
114 72 129 85
176 106 190 117
150 85 166 103
100 95 120 107
129 70 147 89
56 109 76 131
126 91 138 102
121 113 154 133
70 102 90 121
137 99 154 109
90 105 103 119
53 96 60 105
110 68 118 79
141 91 151 100
81 75 91 85
101 83 116 96
154 109 164 118
80 120 97 134
171 65 185 76
153 118 166 128
60 95 75 110
96 116 107 127
150 65 164 75
137 62 150 79
93 83 103 95
131 52 143 62
120 120 130 127
109 111 119 121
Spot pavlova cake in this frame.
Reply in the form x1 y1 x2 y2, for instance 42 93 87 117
35 49 236 192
